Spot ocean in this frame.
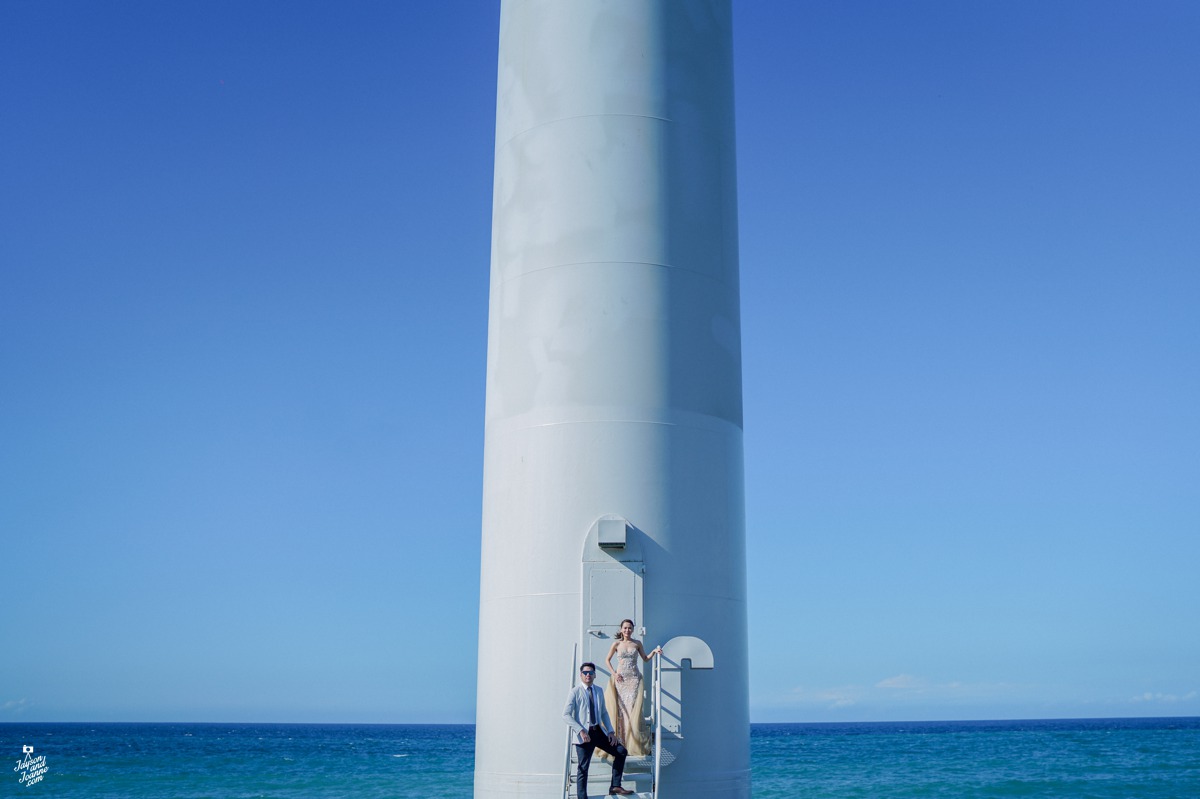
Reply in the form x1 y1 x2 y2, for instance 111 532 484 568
3 718 1197 797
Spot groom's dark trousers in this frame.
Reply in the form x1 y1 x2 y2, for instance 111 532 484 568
575 725 627 799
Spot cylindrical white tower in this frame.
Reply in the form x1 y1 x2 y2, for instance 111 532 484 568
476 2 747 797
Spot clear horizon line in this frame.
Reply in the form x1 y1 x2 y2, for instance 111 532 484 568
3 713 1198 727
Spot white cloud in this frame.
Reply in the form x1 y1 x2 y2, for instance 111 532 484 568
786 685 863 708
875 674 924 690
1131 690 1198 704
782 676 1022 713
1 698 32 714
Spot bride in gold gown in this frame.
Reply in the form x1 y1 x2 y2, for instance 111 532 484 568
603 619 662 757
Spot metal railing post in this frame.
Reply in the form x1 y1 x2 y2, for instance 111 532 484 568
652 652 662 799
564 644 578 799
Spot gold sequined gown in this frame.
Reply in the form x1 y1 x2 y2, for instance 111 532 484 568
605 646 649 756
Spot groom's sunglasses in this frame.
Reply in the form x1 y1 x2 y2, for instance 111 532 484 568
580 670 595 675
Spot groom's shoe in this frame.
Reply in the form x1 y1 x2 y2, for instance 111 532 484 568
609 788 634 796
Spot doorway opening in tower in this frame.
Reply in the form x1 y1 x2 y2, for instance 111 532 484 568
570 515 714 797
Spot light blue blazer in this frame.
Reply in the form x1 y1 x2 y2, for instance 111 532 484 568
563 683 614 742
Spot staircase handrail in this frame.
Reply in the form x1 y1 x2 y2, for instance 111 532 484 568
652 650 662 799
562 643 579 799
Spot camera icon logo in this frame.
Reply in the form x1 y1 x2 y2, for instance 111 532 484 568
22 746 33 755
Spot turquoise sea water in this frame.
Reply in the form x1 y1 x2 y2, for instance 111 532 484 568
3 718 1197 797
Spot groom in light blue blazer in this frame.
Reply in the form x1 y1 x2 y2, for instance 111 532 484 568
563 662 632 797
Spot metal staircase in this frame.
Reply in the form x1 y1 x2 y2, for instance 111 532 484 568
564 752 654 799
563 652 664 799
563 636 713 799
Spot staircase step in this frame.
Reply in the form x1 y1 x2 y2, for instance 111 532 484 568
566 760 653 793
570 754 655 772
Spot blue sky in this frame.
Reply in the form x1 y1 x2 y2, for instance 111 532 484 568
2 1 1196 724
